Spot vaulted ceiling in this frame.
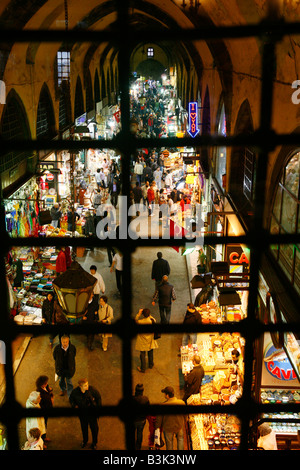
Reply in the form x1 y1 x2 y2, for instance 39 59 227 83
0 1 299 85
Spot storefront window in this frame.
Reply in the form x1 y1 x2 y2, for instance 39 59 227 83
270 151 300 292
281 191 297 233
284 152 299 197
272 186 282 221
215 103 227 188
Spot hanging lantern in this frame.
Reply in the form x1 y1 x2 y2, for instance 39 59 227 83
52 261 96 324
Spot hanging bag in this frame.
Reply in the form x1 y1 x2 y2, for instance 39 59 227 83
151 317 161 340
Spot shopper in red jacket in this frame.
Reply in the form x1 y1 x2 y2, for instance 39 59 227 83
147 182 156 216
56 247 67 276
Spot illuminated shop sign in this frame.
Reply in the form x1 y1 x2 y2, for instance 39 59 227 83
225 244 249 265
264 342 297 381
188 101 199 137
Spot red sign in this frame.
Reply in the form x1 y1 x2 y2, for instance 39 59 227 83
46 173 54 181
226 245 249 265
113 110 120 123
229 252 249 265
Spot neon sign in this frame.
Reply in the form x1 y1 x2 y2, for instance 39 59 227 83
188 101 199 137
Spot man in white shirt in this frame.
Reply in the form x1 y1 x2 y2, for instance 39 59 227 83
110 251 123 295
153 167 162 190
90 265 105 306
134 160 144 186
94 169 102 189
164 170 173 189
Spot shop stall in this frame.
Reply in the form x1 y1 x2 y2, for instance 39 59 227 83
10 247 60 326
4 177 40 238
181 331 244 450
255 332 300 449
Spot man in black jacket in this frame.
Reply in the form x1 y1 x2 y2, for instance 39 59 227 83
152 275 176 324
109 176 121 208
132 383 150 450
132 181 143 216
69 378 102 449
182 355 204 403
82 293 99 351
182 303 202 346
50 203 62 228
151 252 170 289
42 292 55 347
53 334 76 398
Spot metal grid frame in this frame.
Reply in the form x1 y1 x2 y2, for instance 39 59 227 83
0 0 300 452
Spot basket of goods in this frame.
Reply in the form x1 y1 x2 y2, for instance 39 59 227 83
14 314 25 325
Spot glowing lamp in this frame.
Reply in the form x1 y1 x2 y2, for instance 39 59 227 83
52 261 96 324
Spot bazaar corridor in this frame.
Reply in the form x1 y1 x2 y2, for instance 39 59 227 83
11 245 192 451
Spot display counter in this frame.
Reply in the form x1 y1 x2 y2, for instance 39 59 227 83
181 332 244 450
12 247 58 325
188 413 241 450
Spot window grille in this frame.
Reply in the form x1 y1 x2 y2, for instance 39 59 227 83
56 51 70 88
0 0 300 453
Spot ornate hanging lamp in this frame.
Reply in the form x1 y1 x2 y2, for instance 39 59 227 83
52 261 96 324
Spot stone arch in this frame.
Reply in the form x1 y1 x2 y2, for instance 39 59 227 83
201 85 211 136
0 88 32 175
36 83 56 139
85 69 94 113
101 68 107 101
74 76 84 119
94 69 100 104
230 99 255 228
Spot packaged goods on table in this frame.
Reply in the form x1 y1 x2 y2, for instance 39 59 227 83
44 226 68 237
181 344 199 375
188 414 208 450
188 413 241 450
225 305 243 322
196 301 222 324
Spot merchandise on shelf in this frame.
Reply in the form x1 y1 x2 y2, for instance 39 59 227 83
197 332 242 372
182 333 244 450
181 344 199 374
224 305 243 322
188 413 241 450
196 300 222 324
261 388 300 405
11 247 58 325
261 412 300 435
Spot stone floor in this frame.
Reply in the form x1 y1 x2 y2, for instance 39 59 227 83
5 238 193 451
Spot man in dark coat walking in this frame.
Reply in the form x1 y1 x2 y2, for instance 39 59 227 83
152 275 176 324
151 252 170 289
182 355 204 403
109 176 121 208
132 181 143 215
53 334 76 398
82 293 99 350
69 378 102 449
132 383 150 450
